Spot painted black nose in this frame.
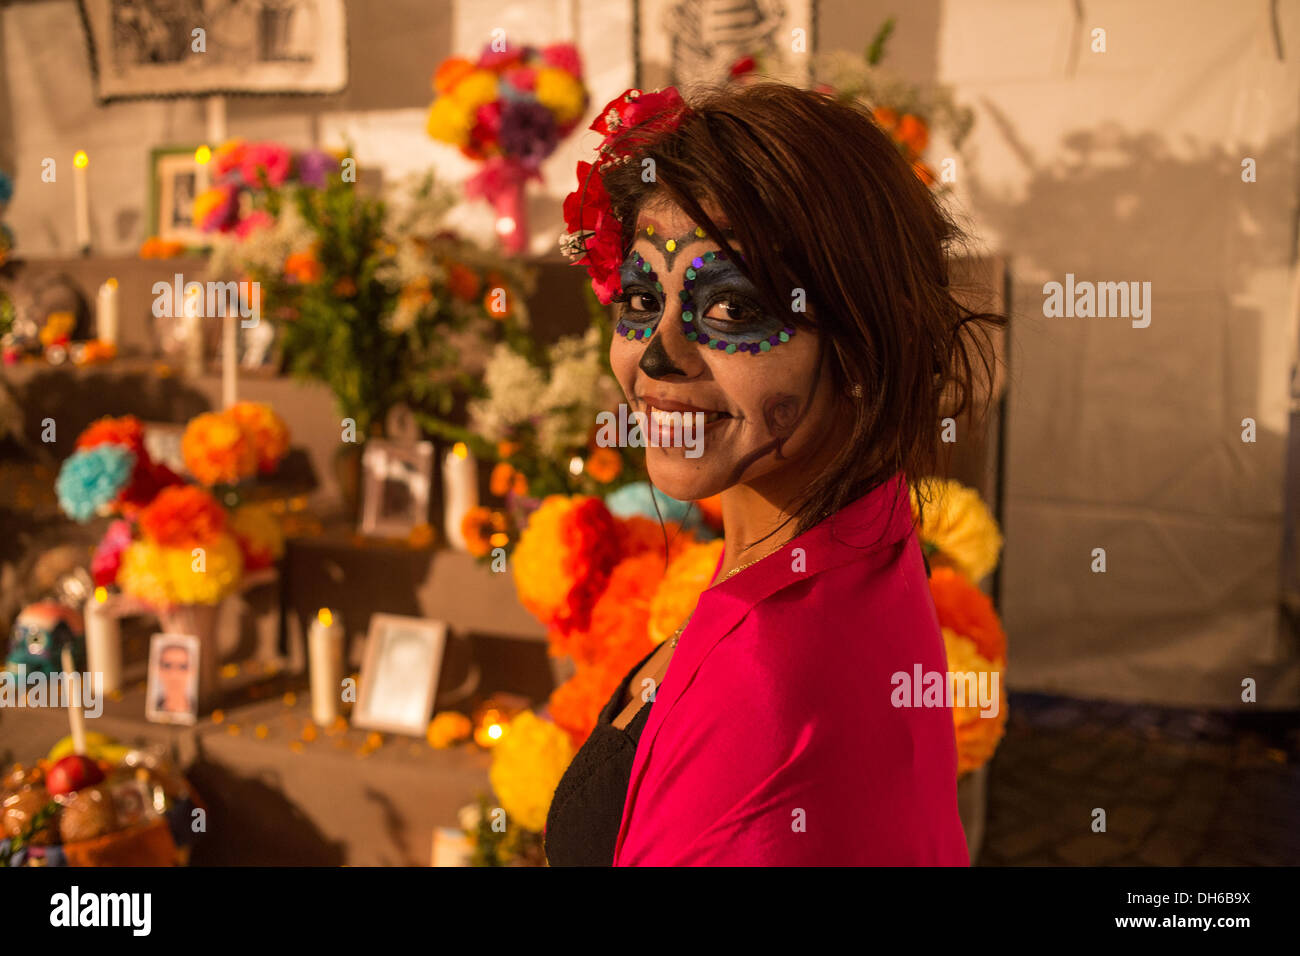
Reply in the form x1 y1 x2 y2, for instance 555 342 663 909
638 333 685 379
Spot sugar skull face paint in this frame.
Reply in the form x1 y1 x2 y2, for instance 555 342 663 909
613 239 797 353
609 198 840 504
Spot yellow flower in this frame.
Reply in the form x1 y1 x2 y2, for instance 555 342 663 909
448 69 499 111
118 540 177 607
488 710 573 832
426 96 473 147
163 533 244 605
911 478 1003 584
534 67 586 126
427 711 472 748
646 539 724 645
941 628 1007 775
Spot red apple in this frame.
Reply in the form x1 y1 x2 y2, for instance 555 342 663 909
44 754 105 796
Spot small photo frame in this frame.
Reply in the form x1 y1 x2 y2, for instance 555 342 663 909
145 633 200 726
359 440 433 537
149 147 208 246
353 614 447 737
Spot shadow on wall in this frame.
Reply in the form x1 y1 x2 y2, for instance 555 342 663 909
965 107 1299 704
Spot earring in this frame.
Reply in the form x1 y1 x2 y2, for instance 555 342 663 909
849 383 863 398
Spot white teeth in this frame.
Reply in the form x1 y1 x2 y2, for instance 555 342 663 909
647 406 728 425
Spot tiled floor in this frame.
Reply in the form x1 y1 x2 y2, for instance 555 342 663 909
978 693 1300 866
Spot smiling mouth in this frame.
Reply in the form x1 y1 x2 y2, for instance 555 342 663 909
639 396 734 426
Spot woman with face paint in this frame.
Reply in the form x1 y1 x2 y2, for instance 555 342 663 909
544 84 1005 866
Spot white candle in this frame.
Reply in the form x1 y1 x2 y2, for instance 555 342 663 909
308 608 344 726
97 278 119 345
183 284 204 377
60 646 87 755
221 313 237 408
442 443 479 551
73 150 90 252
85 587 122 695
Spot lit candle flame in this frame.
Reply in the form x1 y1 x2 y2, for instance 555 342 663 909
195 144 212 165
317 608 333 627
451 442 469 459
73 150 88 169
94 586 108 604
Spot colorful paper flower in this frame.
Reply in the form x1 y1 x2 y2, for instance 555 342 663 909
645 539 723 645
240 142 292 188
511 495 622 635
928 565 1006 665
911 477 1003 584
194 183 239 232
91 519 134 587
942 627 1007 775
56 446 135 522
487 710 573 832
181 411 258 486
226 401 290 474
427 711 472 748
229 503 284 572
139 485 227 549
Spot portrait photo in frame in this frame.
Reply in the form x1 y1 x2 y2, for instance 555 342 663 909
352 614 447 737
149 146 209 246
359 440 433 538
145 633 201 726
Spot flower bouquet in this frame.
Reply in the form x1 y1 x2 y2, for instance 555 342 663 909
55 408 290 710
201 142 536 452
811 18 974 188
427 41 589 253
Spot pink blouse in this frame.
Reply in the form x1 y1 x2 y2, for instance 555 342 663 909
612 472 969 866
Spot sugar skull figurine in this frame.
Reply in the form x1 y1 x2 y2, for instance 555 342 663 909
5 601 85 678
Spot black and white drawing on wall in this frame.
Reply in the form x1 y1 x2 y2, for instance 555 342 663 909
635 0 816 91
78 0 348 103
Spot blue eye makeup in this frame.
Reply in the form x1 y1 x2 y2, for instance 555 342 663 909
611 242 797 353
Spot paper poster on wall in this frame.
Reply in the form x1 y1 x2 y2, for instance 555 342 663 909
78 0 348 103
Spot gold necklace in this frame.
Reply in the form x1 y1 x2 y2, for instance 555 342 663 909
669 552 772 648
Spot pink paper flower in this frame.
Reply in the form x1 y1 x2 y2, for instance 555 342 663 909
92 519 134 587
235 210 274 239
541 43 582 76
240 142 292 188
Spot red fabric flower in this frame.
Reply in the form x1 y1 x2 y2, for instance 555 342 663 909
561 87 690 303
139 485 227 549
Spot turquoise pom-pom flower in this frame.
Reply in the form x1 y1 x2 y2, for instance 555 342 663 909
603 481 718 538
56 445 135 522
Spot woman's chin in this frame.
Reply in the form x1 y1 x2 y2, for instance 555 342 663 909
644 452 729 503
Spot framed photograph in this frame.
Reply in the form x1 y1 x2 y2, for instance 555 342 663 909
149 147 208 246
145 633 200 726
359 440 433 538
353 614 447 737
78 0 348 103
635 0 817 91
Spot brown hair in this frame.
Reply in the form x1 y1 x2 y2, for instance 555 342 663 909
597 82 1006 548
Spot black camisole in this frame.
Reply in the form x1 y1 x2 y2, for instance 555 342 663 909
544 643 659 866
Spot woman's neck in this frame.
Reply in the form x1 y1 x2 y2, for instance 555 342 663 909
717 483 799 577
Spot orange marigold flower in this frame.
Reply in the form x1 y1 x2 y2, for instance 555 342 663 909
548 660 622 750
139 485 227 549
445 262 480 302
872 106 899 130
284 249 323 284
896 113 929 157
585 446 622 484
433 55 476 94
182 411 258 486
225 401 290 474
461 506 508 557
512 496 622 635
928 566 1007 664
77 416 146 457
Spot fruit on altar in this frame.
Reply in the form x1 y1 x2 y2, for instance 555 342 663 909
45 754 105 796
1 786 59 846
58 785 118 843
47 732 128 765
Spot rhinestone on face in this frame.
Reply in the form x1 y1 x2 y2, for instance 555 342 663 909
646 225 655 236
691 256 704 269
666 239 677 252
682 311 693 322
685 267 696 279
694 226 705 238
760 341 771 351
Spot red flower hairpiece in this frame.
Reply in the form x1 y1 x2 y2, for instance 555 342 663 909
559 87 690 304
